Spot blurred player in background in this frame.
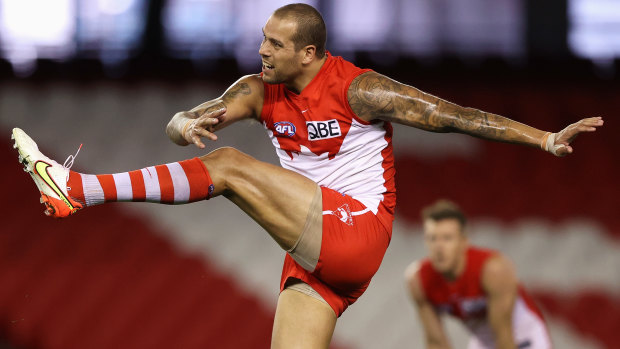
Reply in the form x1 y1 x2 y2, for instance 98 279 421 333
405 200 552 349
13 3 600 348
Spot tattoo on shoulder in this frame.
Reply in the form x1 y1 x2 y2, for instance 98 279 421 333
348 72 398 120
347 71 440 130
222 82 251 104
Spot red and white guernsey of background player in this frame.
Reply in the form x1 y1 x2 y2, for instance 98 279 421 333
261 52 396 229
417 247 552 349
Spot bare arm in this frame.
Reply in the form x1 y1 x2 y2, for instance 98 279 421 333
482 255 519 349
405 263 451 349
167 74 264 148
348 71 604 156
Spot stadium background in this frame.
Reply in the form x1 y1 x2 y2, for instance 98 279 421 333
0 0 618 348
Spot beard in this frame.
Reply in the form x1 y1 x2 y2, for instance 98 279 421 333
261 57 301 85
261 72 282 85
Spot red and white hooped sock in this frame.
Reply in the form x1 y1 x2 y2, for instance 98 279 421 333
67 157 214 207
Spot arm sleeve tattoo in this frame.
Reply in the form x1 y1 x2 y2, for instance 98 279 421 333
348 71 544 146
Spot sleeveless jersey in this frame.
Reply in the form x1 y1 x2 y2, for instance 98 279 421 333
260 52 396 229
418 247 552 349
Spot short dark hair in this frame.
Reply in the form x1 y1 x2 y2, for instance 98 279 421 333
421 199 467 228
273 3 327 58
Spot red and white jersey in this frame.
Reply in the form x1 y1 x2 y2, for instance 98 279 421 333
260 53 395 229
418 247 552 349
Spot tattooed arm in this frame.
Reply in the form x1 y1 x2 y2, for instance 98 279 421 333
167 74 264 148
348 71 603 154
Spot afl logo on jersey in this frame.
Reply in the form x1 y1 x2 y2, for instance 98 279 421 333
274 122 296 137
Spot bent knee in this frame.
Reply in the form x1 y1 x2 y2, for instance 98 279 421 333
202 146 243 160
199 147 256 192
200 147 254 168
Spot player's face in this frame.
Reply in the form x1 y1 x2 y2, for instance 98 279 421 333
259 16 305 85
423 218 467 274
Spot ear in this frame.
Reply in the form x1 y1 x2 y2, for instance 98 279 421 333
301 45 317 64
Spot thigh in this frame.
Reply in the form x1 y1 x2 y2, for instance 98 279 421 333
271 288 336 349
279 187 392 316
202 148 318 250
315 187 391 291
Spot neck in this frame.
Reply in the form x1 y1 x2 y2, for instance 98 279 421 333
285 54 328 94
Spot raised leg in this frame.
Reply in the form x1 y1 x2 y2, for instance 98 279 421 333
203 147 318 250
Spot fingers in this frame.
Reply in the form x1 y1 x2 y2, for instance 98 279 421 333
551 116 603 156
188 126 217 149
185 114 223 148
179 107 226 148
577 116 604 131
581 116 604 124
193 127 218 141
573 123 597 133
564 116 603 135
194 107 225 130
207 107 227 118
193 116 220 130
190 133 206 149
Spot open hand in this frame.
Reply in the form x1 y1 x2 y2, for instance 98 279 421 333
182 107 227 149
550 116 604 156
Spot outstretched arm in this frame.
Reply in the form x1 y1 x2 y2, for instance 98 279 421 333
482 255 519 349
167 74 264 148
348 71 604 156
405 263 452 349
